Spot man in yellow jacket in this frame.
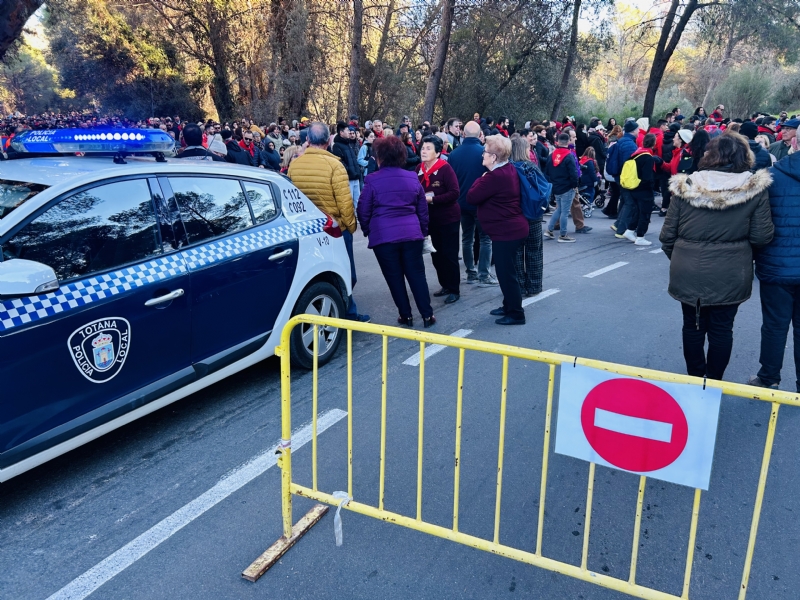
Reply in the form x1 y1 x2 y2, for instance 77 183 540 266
288 122 369 322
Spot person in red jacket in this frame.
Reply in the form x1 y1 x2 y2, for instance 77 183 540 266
648 120 668 155
710 105 725 122
239 130 256 157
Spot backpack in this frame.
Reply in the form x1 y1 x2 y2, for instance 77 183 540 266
676 150 694 174
514 162 552 220
619 154 645 190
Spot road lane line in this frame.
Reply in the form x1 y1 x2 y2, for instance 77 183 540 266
46 408 348 600
522 288 560 307
583 262 628 279
649 248 662 254
594 408 673 442
403 329 472 366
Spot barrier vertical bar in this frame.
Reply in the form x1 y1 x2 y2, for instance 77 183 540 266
347 329 353 500
581 463 596 571
453 348 465 532
738 401 780 600
629 476 646 585
681 488 702 599
279 328 293 539
416 342 426 522
378 335 388 511
312 325 318 492
536 363 556 556
493 356 509 544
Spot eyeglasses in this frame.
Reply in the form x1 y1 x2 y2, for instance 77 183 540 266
244 137 253 142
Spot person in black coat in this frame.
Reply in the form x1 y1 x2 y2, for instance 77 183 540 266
587 120 608 175
222 130 255 166
259 140 281 171
739 122 772 171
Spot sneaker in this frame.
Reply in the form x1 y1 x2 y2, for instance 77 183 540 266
544 230 555 240
634 237 652 246
610 224 617 232
347 314 371 323
575 226 592 234
558 235 576 243
614 233 626 239
466 273 479 283
444 293 460 304
622 230 637 242
748 375 779 390
478 276 499 287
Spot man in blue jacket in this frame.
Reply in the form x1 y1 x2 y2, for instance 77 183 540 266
449 121 495 286
607 120 640 237
751 152 800 391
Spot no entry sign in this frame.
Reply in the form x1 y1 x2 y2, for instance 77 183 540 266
555 364 721 489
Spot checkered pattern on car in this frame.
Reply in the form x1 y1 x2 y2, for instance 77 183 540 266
181 218 325 270
0 255 187 333
0 218 326 332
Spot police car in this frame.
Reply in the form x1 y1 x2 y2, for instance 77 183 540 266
0 129 352 481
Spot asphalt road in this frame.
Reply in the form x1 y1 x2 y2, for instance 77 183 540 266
2 207 800 600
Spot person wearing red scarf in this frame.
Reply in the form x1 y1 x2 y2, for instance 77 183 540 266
418 135 461 304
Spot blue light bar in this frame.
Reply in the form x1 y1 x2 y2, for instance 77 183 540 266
10 129 175 154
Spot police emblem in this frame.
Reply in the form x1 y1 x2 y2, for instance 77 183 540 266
68 318 131 383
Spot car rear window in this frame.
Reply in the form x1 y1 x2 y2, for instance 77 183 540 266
0 180 50 219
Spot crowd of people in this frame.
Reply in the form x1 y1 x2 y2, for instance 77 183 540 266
4 105 800 391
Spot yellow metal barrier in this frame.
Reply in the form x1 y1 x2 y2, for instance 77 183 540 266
243 315 800 599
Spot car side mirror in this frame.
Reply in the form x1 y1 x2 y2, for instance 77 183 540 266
0 259 59 297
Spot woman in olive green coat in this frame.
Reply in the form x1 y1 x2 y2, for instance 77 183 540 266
660 131 774 380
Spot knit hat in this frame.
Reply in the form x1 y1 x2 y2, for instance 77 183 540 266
740 121 759 140
208 134 227 155
677 129 694 144
636 117 650 132
623 121 639 133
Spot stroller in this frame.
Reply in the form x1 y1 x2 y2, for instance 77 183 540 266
547 187 595 219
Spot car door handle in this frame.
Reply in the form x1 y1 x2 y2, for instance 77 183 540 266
268 249 293 261
145 289 185 307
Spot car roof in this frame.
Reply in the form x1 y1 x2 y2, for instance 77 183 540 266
0 155 288 187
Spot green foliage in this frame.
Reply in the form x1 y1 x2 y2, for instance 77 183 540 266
43 0 203 119
713 67 775 119
0 42 60 114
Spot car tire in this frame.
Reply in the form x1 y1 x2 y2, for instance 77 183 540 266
289 281 346 369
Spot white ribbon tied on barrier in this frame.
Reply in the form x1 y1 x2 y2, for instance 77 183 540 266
331 491 351 546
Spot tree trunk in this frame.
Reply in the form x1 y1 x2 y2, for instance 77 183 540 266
347 0 363 118
550 0 581 122
701 16 737 108
0 0 44 61
207 5 235 120
365 0 395 118
421 0 455 124
642 0 700 119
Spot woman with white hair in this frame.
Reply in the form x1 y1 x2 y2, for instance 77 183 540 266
467 135 530 325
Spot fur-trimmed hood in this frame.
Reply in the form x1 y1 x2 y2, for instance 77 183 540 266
669 169 772 210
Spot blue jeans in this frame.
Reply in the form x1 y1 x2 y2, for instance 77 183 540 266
548 191 573 235
460 211 492 279
615 189 638 233
757 282 800 389
342 229 359 316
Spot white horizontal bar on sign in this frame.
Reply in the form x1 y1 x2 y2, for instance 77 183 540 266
47 409 348 600
522 288 560 307
403 329 472 366
583 262 629 279
594 408 672 443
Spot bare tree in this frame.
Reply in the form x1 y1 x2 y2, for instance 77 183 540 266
347 0 363 118
550 0 581 121
422 0 455 123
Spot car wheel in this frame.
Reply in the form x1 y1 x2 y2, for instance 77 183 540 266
289 281 346 369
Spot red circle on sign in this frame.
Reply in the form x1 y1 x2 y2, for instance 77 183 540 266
580 379 688 472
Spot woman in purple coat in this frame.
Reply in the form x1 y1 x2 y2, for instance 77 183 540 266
357 136 436 328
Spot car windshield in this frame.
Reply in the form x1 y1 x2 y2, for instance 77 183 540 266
0 180 50 219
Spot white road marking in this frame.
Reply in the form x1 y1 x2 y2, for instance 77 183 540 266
522 288 560 307
46 408 348 600
649 248 663 254
594 408 673 443
403 329 472 366
583 262 629 279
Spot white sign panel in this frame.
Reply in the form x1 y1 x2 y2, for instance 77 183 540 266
554 364 722 490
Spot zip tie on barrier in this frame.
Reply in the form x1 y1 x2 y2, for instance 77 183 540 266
331 491 352 546
279 438 291 450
